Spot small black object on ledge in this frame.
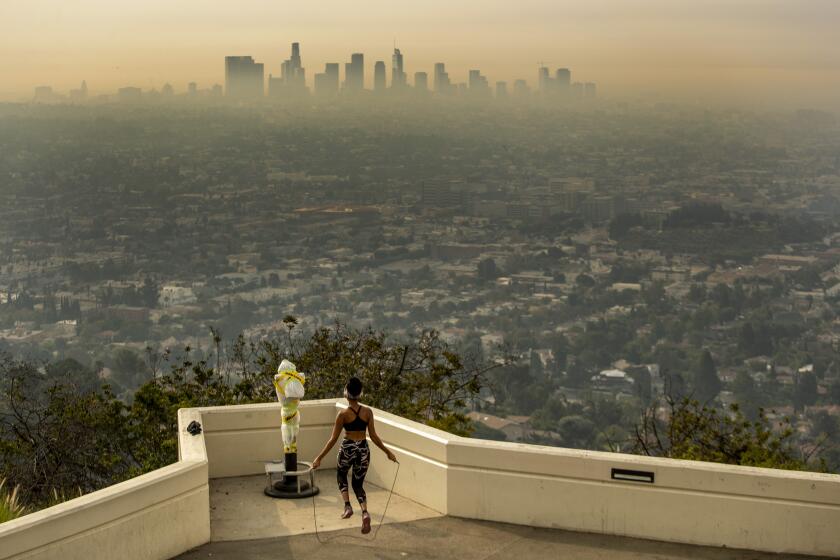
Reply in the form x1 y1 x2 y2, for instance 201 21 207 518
186 420 202 436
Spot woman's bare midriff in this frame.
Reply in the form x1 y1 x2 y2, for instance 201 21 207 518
344 430 366 441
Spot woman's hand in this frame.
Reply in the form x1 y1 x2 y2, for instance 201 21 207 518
312 457 322 470
386 450 397 463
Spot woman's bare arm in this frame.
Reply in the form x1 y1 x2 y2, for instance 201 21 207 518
367 412 397 462
312 413 343 468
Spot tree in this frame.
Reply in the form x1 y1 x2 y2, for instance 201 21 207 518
0 355 132 508
477 258 499 281
693 349 721 403
45 358 99 394
794 372 818 412
633 397 808 470
141 277 159 308
738 323 757 356
557 415 596 449
112 348 147 390
608 213 643 240
1 322 499 512
731 370 761 420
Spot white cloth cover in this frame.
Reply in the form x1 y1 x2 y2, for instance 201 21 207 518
274 359 306 399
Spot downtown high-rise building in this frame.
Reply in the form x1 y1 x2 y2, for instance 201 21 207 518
495 81 508 99
344 53 364 92
314 63 340 95
414 72 428 92
539 66 578 98
69 80 88 102
433 63 451 95
391 48 406 89
373 61 387 92
538 66 550 91
555 68 571 88
513 79 529 98
269 43 307 97
468 69 490 96
225 56 264 98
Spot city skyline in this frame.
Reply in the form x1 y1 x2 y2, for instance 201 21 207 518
34 41 598 102
2 1 839 109
224 43 595 100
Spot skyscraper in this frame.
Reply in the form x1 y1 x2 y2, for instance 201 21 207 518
556 68 571 88
414 72 428 92
118 87 143 102
34 86 56 102
69 80 88 101
584 82 597 99
468 70 490 96
495 81 508 99
538 66 550 92
538 66 571 96
314 63 339 96
374 61 387 92
344 53 364 92
225 56 264 98
434 63 451 95
269 43 306 97
391 48 406 89
513 79 530 98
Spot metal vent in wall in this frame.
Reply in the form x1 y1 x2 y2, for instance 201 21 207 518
611 468 655 484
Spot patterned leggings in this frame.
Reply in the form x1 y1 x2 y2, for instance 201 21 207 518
336 438 370 504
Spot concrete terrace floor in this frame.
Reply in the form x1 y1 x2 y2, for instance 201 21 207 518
176 470 821 560
206 470 439 541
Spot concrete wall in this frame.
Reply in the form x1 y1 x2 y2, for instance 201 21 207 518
445 438 840 557
4 398 840 558
197 400 450 514
192 400 840 556
0 409 210 560
198 401 338 478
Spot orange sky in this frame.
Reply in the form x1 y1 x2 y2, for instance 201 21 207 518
1 0 839 108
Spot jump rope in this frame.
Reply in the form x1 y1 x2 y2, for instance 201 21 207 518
311 459 400 543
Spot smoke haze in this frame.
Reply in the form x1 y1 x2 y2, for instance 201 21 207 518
1 0 839 108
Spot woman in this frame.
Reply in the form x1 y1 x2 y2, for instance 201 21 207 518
312 377 397 534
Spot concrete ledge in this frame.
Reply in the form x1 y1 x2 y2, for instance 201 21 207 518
180 399 840 556
4 398 840 559
199 399 339 478
0 407 212 560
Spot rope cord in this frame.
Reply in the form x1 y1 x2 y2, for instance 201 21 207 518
312 461 400 544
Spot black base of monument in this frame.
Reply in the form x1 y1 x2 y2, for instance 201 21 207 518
264 479 320 499
263 453 320 499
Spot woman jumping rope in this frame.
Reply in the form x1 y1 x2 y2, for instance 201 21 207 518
311 377 397 534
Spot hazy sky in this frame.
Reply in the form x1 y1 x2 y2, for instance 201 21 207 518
2 0 839 108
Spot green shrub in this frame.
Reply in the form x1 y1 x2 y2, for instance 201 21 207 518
0 478 26 523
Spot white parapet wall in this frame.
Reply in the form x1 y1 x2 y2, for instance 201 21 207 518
3 398 840 558
0 408 211 560
195 399 840 558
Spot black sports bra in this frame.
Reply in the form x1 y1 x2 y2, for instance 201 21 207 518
343 405 369 432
